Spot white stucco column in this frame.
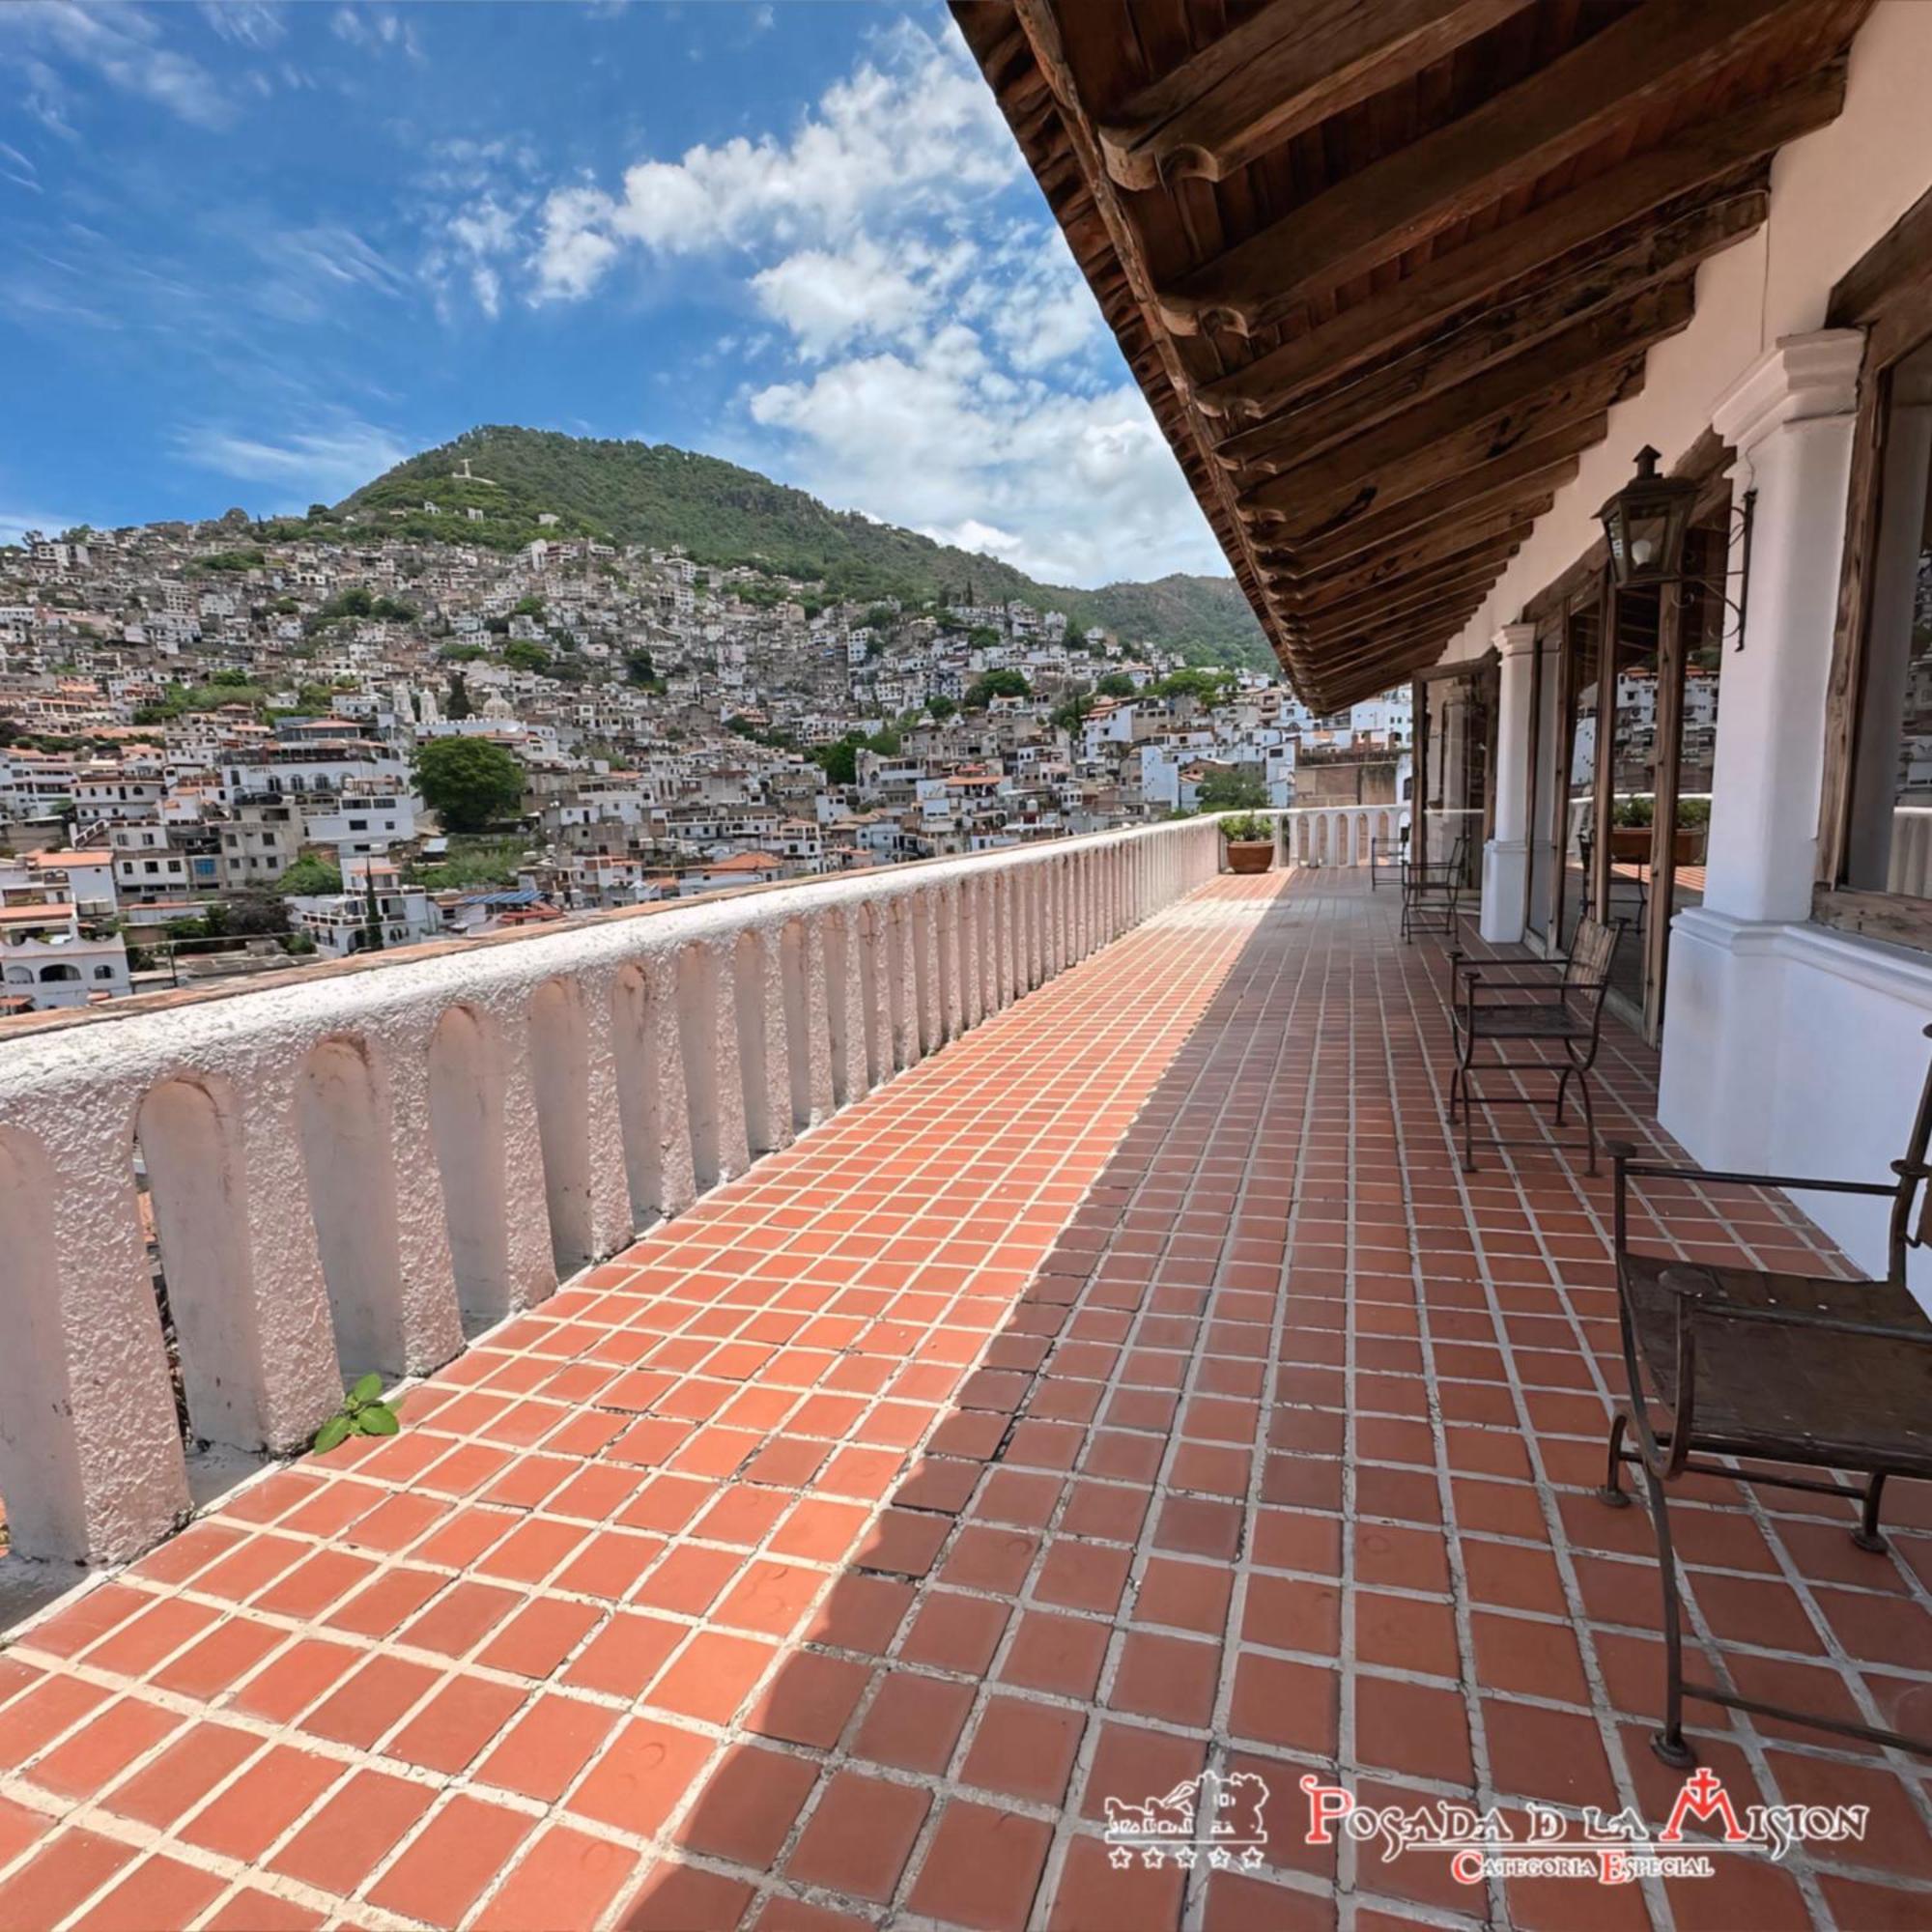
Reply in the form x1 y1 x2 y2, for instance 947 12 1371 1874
1480 623 1538 943
1699 330 1865 922
1660 329 1865 1171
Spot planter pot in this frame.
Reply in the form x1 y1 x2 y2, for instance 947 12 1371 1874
1225 839 1275 874
1608 826 1705 865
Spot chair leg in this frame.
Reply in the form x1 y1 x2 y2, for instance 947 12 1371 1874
1576 1065 1599 1176
1640 1456 1698 1769
1462 1070 1477 1173
1553 1065 1571 1127
1597 1411 1632 1508
1855 1471 1889 1553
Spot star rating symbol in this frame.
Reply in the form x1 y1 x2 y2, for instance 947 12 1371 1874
1174 1848 1198 1871
1140 1847 1165 1869
1108 1845 1133 1870
1240 1845 1264 1870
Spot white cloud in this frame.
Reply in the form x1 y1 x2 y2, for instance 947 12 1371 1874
750 236 942 359
533 187 621 301
199 3 286 50
0 142 41 192
748 330 1221 584
403 16 1225 585
330 5 424 61
0 506 83 547
1 3 234 129
528 19 1016 298
174 419 410 502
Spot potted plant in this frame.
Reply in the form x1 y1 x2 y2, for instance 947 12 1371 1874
1610 795 1708 865
1220 810 1275 874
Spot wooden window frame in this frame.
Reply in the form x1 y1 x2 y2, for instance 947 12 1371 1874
1410 648 1499 883
1814 183 1932 952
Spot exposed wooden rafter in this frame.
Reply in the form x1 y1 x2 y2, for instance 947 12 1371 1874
1249 352 1651 545
1157 0 1808 337
951 0 1871 711
1193 66 1843 423
1096 0 1526 190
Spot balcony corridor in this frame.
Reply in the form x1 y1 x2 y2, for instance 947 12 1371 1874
2 871 1929 1931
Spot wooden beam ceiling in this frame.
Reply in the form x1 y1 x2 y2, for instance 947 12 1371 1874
952 0 1872 711
1157 0 1807 337
1266 498 1552 597
1193 67 1843 425
1096 0 1526 190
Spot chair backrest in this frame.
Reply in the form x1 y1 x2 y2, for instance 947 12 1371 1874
1887 1022 1932 1280
1563 916 1620 1000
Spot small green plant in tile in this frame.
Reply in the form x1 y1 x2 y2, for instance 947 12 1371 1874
312 1373 400 1454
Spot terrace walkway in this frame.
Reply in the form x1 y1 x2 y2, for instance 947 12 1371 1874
2 871 1929 1932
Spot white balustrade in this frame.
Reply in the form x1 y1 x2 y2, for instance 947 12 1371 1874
1267 803 1411 870
1887 807 1932 898
0 818 1222 1567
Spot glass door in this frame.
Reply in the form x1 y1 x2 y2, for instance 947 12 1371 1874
1418 662 1495 888
1636 523 1725 1038
1524 622 1561 950
1603 581 1662 1014
1552 587 1604 956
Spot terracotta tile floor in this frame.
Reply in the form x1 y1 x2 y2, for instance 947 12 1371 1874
3 870 1931 1931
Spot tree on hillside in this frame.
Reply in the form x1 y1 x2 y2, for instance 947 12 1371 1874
1095 671 1137 697
814 735 865 787
1195 770 1267 811
501 639 551 674
226 892 293 936
964 669 1030 710
1157 668 1235 706
276 856 345 896
414 736 525 834
925 695 956 722
445 669 474 721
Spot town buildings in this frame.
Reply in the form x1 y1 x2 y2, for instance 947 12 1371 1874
0 515 1407 1008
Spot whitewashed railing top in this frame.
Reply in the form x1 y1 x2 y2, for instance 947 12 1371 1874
0 817 1221 1568
1267 801 1409 867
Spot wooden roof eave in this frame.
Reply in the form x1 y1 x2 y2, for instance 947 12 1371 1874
952 0 1873 713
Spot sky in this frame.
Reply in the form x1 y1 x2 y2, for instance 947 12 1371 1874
0 0 1229 588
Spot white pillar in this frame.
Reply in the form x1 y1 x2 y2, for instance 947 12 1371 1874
1701 330 1865 923
1660 329 1864 1170
1480 623 1538 943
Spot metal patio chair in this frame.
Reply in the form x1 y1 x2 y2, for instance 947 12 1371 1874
1598 1034 1932 1767
1445 915 1623 1174
1369 821 1409 893
1400 833 1465 943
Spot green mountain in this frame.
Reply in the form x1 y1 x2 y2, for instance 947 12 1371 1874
312 426 1271 672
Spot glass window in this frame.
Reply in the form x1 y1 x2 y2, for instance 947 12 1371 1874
1846 339 1932 895
1558 599 1602 955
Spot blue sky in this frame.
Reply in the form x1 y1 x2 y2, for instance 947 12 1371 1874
0 1 1226 587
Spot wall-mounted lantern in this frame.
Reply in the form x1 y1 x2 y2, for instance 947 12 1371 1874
1597 445 1757 649
1597 445 1700 588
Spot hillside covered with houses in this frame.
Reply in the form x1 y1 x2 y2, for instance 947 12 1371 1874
0 439 1410 1013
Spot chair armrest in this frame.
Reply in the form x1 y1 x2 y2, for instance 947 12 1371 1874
1612 1154 1898 1198
1462 960 1571 984
1461 981 1566 1007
